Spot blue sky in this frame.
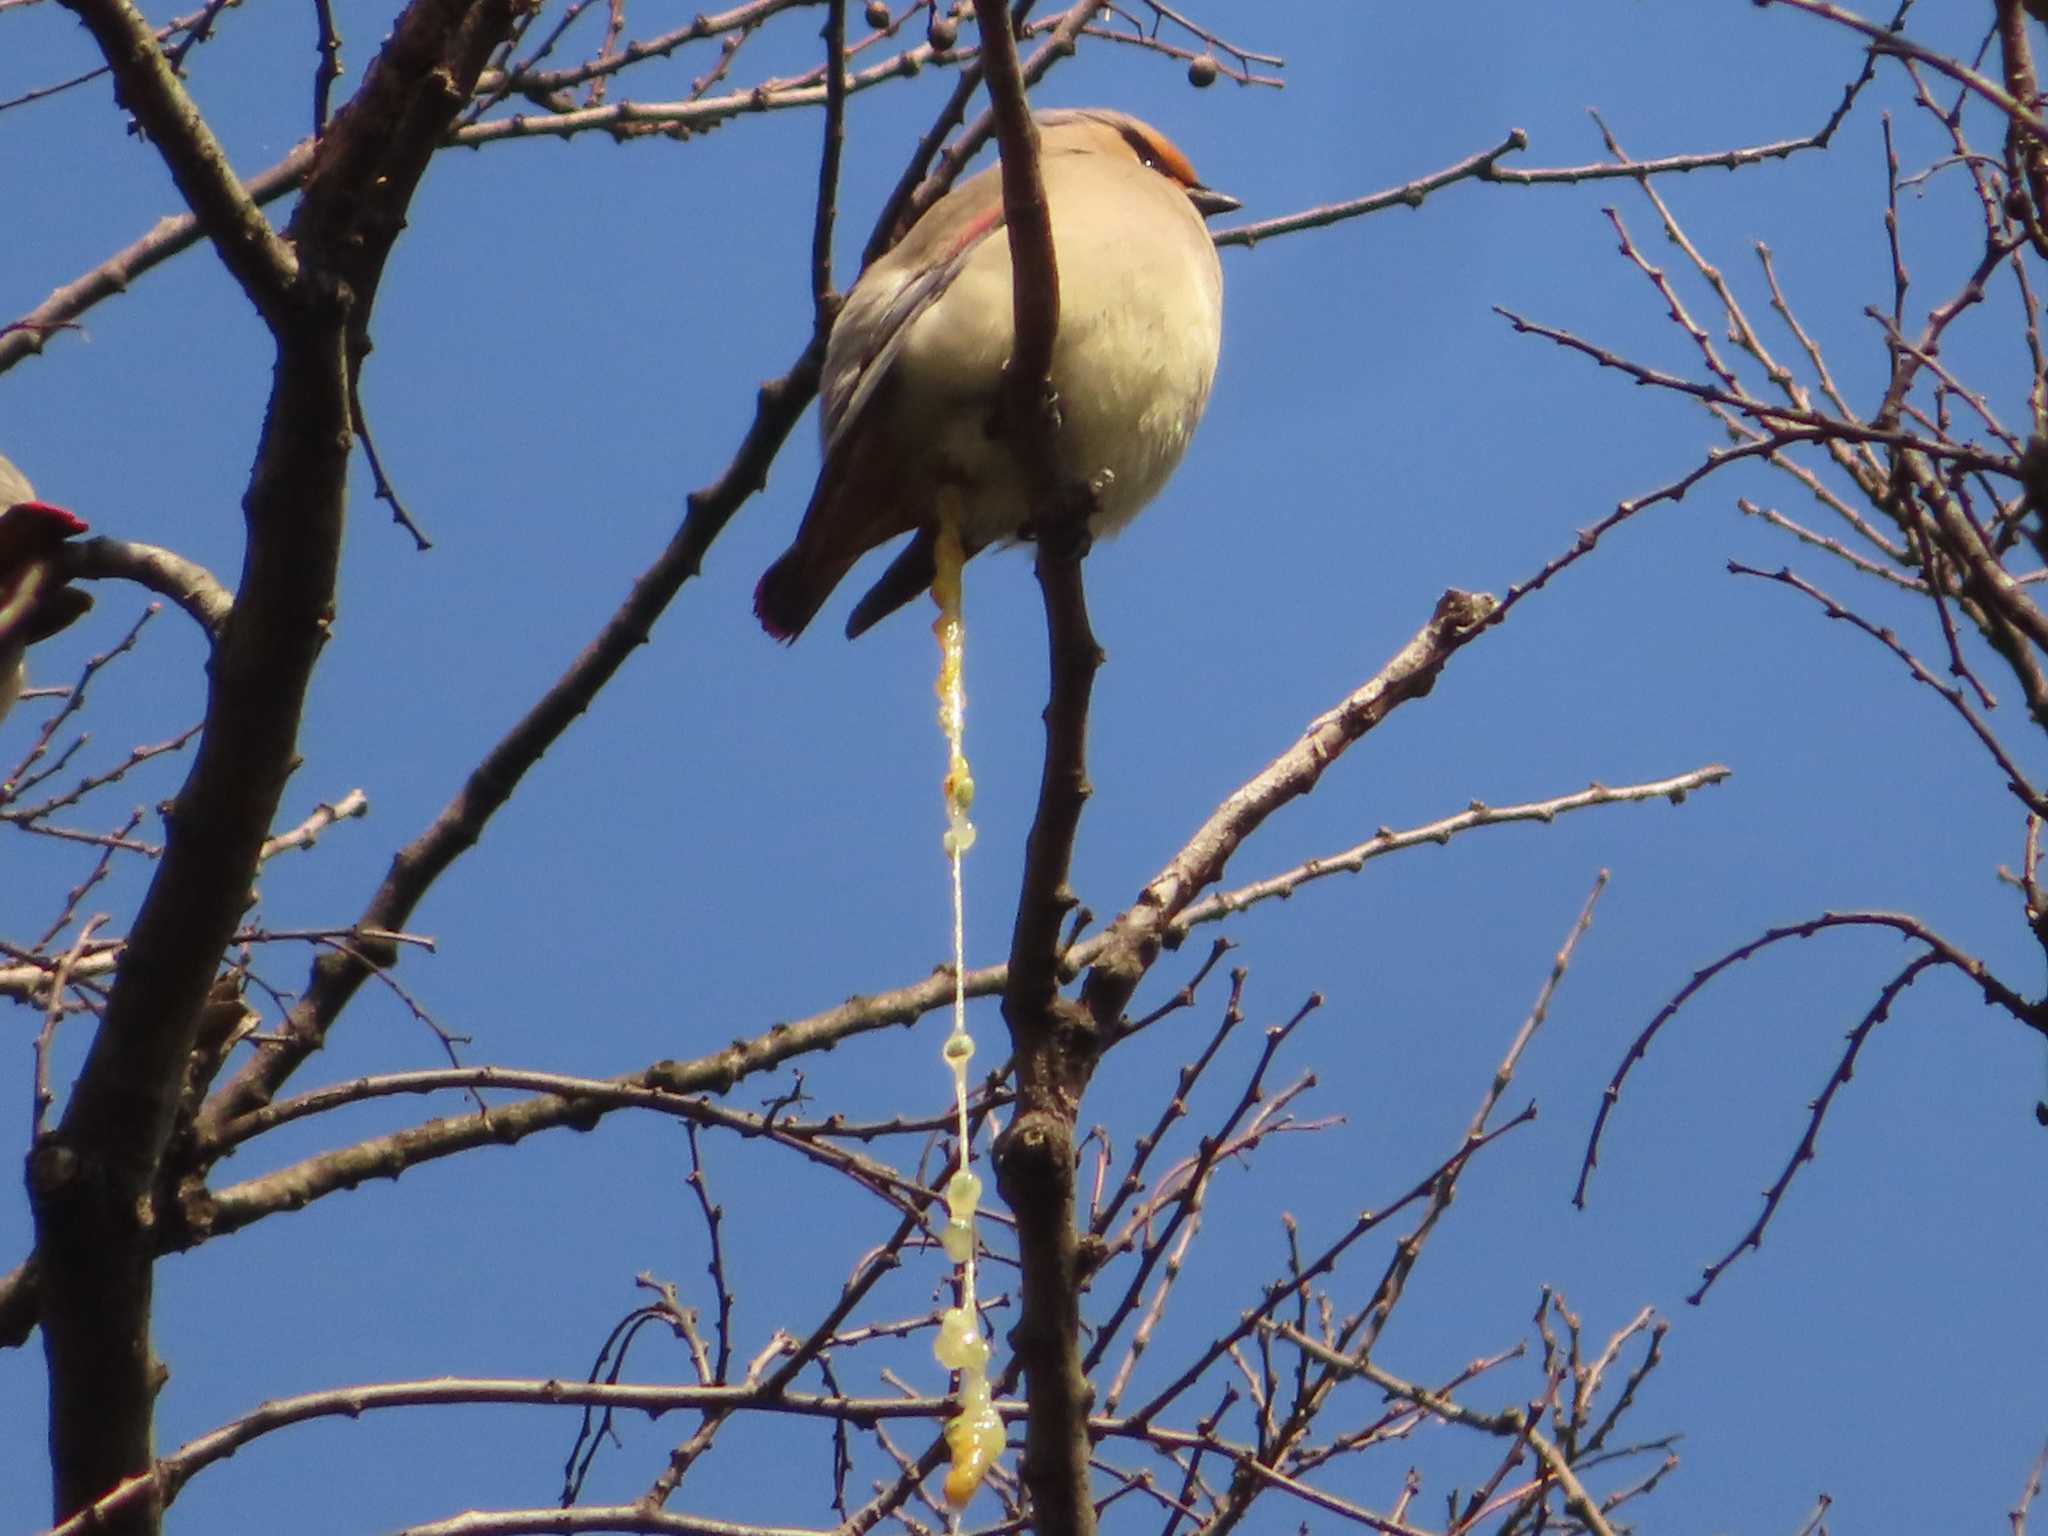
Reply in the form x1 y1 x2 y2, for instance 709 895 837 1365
3 2 2042 1532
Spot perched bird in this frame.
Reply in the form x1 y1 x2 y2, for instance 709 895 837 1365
755 108 1235 640
0 456 91 725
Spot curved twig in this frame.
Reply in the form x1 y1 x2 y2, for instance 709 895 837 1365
63 538 233 641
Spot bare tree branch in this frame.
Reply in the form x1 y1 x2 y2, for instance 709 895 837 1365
52 0 298 320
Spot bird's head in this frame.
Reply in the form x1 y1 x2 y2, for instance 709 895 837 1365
1036 108 1240 218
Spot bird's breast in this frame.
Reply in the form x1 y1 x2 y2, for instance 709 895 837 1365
1047 280 1220 534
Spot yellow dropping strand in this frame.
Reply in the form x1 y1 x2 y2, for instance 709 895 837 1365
930 503 997 1511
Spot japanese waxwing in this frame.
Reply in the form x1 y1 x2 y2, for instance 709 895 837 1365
0 456 92 725
754 107 1235 640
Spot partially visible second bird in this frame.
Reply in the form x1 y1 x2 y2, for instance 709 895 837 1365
0 456 91 725
754 108 1234 641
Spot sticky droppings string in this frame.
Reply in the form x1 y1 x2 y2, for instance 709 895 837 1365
928 501 1002 1514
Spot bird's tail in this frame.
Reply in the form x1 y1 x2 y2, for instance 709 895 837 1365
754 543 850 642
844 528 939 639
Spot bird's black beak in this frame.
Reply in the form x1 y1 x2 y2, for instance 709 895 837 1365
1188 186 1241 219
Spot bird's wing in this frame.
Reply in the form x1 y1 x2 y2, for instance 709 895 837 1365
0 561 53 643
821 203 1008 460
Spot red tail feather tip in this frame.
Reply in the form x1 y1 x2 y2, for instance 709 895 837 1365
8 501 88 539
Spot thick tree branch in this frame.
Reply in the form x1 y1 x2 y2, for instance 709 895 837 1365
969 5 1103 1533
25 0 522 1525
28 306 350 1533
1995 0 2048 262
810 0 849 321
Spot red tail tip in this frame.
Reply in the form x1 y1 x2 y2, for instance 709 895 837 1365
7 501 88 539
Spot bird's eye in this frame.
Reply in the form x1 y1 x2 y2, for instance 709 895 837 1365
1119 127 1162 172
1119 126 1195 187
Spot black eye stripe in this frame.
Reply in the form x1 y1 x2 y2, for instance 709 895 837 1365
1113 123 1195 188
